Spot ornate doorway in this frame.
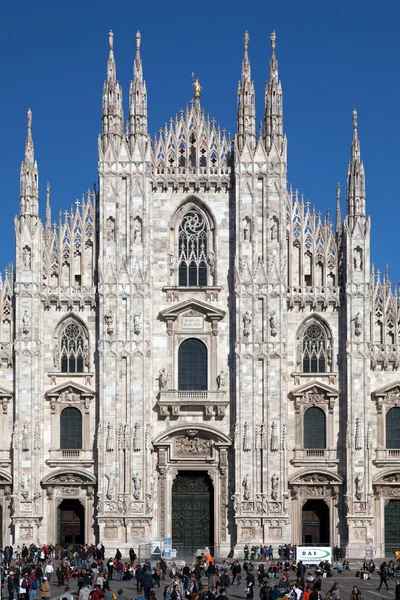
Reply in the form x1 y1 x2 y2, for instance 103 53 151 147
172 471 214 553
302 500 329 544
57 499 84 544
385 499 400 554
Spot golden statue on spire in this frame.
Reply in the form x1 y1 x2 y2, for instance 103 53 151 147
192 72 202 98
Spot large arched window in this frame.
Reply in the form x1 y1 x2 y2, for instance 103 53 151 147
178 210 208 287
60 320 85 373
178 338 207 390
386 407 400 449
304 407 326 449
60 407 82 449
302 322 327 373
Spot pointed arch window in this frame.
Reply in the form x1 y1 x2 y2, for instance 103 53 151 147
178 210 208 287
60 321 86 373
302 322 327 373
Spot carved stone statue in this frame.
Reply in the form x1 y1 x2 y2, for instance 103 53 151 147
134 217 142 243
157 368 169 391
106 217 115 242
22 422 29 452
134 313 141 335
243 421 251 452
270 219 278 241
105 473 115 499
207 251 216 277
33 492 41 513
271 473 279 500
21 472 29 500
243 218 250 242
46 486 54 500
242 475 250 500
353 248 362 271
169 252 176 276
106 422 114 452
216 370 226 389
271 421 278 452
354 312 362 337
243 311 252 338
270 311 278 337
104 311 114 335
355 473 364 501
22 246 31 270
355 417 363 451
22 311 30 335
132 472 142 500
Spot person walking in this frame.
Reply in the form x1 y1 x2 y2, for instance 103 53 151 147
7 573 14 600
44 563 54 584
378 562 389 591
350 586 362 600
40 577 51 600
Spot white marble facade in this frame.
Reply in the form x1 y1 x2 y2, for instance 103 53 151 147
0 30 398 557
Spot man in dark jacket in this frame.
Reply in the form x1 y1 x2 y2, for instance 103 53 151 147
142 569 153 600
231 562 241 585
260 583 271 600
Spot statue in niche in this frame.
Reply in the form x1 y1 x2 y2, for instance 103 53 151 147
21 472 29 500
271 421 278 452
22 246 31 270
269 311 278 337
207 251 216 277
243 311 252 338
270 219 278 242
355 473 364 501
104 311 114 335
216 370 226 390
132 472 142 500
106 422 114 452
134 217 142 243
134 313 141 335
22 422 29 452
242 475 250 500
105 473 115 499
106 217 115 242
243 218 250 242
354 312 362 337
271 473 279 500
353 248 362 271
156 368 169 391
33 492 41 513
22 311 30 335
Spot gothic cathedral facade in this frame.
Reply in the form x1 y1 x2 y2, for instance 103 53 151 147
0 30 398 557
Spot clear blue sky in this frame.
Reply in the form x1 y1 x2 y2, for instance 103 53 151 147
0 0 399 284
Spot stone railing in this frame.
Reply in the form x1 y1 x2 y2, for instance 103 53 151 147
46 449 94 467
158 389 228 417
287 286 340 309
291 448 338 466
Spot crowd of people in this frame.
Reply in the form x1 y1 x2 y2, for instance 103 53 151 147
0 543 397 600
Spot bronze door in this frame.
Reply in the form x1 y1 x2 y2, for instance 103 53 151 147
385 499 400 554
172 471 214 553
58 499 84 544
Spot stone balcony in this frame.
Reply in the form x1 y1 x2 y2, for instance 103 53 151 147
46 449 94 468
291 448 339 467
157 390 228 417
373 448 400 467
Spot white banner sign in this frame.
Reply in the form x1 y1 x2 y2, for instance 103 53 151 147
296 546 332 564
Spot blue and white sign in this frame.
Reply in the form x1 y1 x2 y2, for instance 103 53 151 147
296 547 332 564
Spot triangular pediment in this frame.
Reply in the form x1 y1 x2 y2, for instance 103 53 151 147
158 298 225 321
372 381 400 398
0 386 12 398
291 380 339 398
45 380 94 398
